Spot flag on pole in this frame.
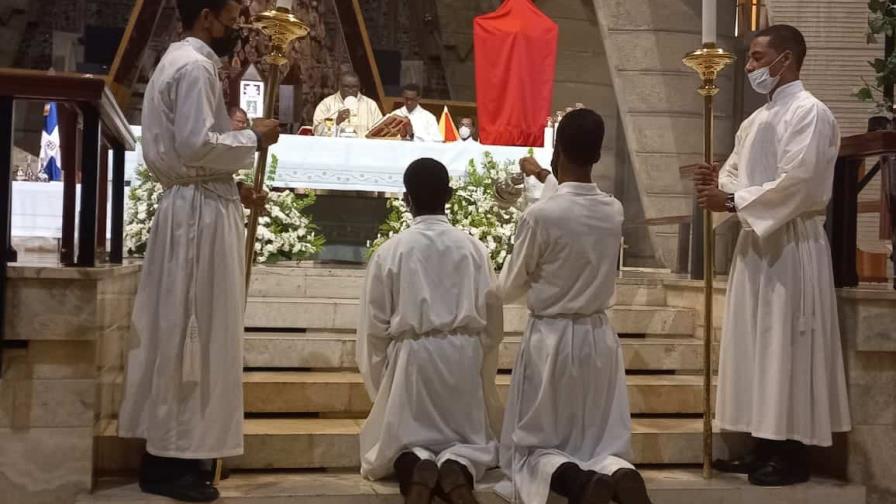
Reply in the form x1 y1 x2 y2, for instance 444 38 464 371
39 102 63 181
438 106 460 142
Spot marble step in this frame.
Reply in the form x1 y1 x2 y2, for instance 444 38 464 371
244 332 711 371
242 371 714 415
77 469 866 504
244 298 695 336
95 418 707 472
248 266 668 306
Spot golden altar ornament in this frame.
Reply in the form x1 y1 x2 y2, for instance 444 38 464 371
682 42 735 480
243 2 310 292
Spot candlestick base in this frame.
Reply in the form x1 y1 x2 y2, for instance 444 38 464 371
683 43 736 96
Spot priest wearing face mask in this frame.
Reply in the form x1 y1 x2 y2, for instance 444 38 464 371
313 71 384 137
693 24 850 487
117 1 280 501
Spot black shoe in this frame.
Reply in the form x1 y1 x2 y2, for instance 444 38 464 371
611 468 652 504
198 459 231 485
405 459 439 504
139 472 221 502
712 439 774 475
748 455 810 487
438 460 478 504
576 473 614 504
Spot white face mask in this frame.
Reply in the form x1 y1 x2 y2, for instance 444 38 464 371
459 126 472 140
748 52 788 95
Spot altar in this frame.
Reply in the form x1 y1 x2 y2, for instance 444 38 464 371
265 135 551 261
266 135 552 192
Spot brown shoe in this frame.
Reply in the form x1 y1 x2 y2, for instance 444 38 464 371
405 459 439 504
439 460 479 504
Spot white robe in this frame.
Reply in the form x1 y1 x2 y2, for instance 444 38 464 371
312 92 383 137
357 215 504 481
393 105 443 143
118 37 257 459
498 180 633 504
715 80 851 447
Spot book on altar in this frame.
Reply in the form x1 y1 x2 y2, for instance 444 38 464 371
365 113 410 140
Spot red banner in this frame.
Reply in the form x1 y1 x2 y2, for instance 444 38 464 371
473 0 558 147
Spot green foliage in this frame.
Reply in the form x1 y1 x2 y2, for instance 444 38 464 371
126 153 325 263
856 1 896 114
368 152 524 270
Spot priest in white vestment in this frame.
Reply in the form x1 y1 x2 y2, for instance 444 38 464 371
312 71 383 137
117 1 279 501
391 83 443 143
695 25 851 487
498 109 652 504
357 158 503 504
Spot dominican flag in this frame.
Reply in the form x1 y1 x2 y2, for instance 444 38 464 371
39 102 63 181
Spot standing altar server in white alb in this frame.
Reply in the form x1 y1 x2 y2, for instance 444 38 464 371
118 0 279 501
357 158 503 504
499 109 652 504
695 25 851 487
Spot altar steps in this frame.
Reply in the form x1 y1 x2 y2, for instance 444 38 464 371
96 416 706 471
243 332 713 371
244 298 697 337
241 371 715 415
86 265 865 502
96 265 724 473
77 469 867 504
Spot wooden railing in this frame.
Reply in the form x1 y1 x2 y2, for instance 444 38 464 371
830 131 896 289
0 69 136 373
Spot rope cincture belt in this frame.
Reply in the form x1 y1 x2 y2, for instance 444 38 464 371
161 174 236 190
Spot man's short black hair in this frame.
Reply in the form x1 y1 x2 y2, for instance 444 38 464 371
340 71 360 82
754 24 807 69
556 108 605 167
228 106 247 117
177 0 239 30
403 158 451 214
402 83 422 95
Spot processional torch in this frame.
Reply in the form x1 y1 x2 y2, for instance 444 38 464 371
243 1 309 293
682 3 735 477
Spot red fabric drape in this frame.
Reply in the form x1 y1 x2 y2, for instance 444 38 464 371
473 0 558 147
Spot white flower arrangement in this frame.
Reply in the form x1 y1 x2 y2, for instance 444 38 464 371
369 152 524 270
126 153 324 263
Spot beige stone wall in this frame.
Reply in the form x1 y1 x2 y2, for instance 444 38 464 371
593 0 738 267
0 265 140 504
835 289 896 504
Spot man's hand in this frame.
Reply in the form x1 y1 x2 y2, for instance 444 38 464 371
336 108 351 125
252 119 280 149
693 162 727 212
238 183 268 213
692 162 720 188
519 157 543 177
697 185 729 212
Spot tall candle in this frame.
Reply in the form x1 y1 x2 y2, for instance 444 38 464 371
276 0 292 10
702 0 716 44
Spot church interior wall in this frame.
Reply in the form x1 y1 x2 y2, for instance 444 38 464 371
594 0 738 269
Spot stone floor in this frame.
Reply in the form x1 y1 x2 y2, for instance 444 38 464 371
77 469 866 504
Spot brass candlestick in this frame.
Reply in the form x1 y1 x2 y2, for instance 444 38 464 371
682 42 735 480
243 4 309 293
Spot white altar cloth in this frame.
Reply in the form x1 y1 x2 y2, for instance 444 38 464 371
266 136 552 192
12 181 117 239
